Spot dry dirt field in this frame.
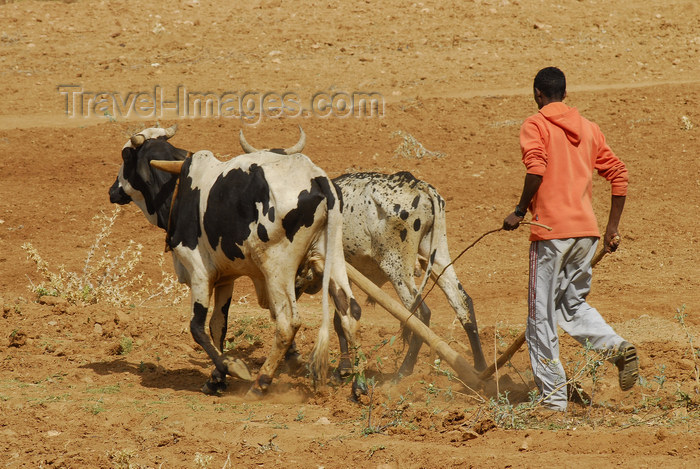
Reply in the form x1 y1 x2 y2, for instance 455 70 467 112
1 0 699 467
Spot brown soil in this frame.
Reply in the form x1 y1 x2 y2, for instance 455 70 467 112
1 0 699 467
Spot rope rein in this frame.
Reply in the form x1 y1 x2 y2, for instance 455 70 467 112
409 221 552 316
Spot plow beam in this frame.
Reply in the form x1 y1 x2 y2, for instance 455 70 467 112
344 262 481 388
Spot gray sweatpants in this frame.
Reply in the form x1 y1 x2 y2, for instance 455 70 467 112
527 237 625 411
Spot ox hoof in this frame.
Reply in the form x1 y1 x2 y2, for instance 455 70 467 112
284 353 305 376
244 386 265 400
350 376 368 403
333 366 354 383
245 374 273 399
333 355 354 382
397 360 417 378
226 359 253 381
201 379 227 395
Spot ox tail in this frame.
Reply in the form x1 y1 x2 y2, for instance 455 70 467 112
309 181 340 388
413 182 444 301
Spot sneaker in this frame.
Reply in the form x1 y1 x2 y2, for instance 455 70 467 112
615 341 639 391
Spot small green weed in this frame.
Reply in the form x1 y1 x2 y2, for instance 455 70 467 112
86 384 121 395
34 286 59 297
85 398 106 415
367 444 386 458
230 316 269 347
489 391 530 429
360 376 383 435
119 336 133 355
185 396 206 412
104 110 117 123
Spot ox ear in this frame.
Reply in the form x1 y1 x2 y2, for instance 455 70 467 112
150 159 184 175
121 146 136 163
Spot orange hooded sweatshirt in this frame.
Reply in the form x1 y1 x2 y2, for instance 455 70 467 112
520 102 628 241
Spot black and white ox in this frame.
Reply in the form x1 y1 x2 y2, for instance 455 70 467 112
239 135 487 374
108 126 361 396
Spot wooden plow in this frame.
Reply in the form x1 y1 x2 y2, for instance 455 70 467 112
344 263 481 388
344 235 619 386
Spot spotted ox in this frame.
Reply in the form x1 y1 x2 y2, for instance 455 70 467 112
329 172 486 374
239 136 487 375
108 126 361 396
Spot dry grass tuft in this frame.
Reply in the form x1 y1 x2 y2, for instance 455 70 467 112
392 130 446 159
22 206 188 307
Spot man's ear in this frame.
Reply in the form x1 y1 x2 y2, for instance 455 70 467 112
533 88 545 107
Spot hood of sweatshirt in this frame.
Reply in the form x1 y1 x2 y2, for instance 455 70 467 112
539 102 582 145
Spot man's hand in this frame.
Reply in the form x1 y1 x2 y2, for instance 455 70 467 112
604 195 625 253
604 227 621 253
504 174 542 231
503 212 524 230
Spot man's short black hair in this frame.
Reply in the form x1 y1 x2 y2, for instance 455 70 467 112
534 67 566 100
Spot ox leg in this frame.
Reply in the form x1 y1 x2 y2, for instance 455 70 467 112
392 280 431 376
283 339 305 375
459 286 487 371
210 281 233 353
263 278 302 374
333 310 353 377
190 281 251 395
249 281 300 396
205 281 246 393
329 263 361 377
432 264 487 371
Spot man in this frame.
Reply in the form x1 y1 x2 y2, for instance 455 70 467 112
503 67 639 411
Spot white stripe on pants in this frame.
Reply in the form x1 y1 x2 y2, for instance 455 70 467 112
527 237 625 410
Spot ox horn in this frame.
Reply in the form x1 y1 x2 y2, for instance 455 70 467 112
283 126 306 155
130 134 146 147
164 124 177 139
150 159 184 174
239 129 259 154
